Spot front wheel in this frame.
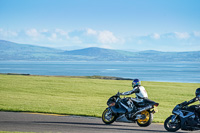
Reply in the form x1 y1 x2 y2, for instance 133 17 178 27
102 108 117 124
137 110 153 127
164 115 181 132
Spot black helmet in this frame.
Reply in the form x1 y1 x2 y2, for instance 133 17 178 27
195 88 200 98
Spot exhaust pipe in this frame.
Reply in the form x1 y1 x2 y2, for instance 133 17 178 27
132 105 152 117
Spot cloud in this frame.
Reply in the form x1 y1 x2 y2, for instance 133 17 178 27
0 28 122 48
48 33 57 41
86 28 97 35
174 32 190 39
151 33 160 39
193 31 200 37
9 31 18 37
24 28 70 42
137 40 144 44
98 30 118 44
55 29 69 39
101 44 113 49
0 29 18 37
26 29 40 37
70 36 82 44
85 28 122 45
1 27 200 51
40 29 49 33
55 29 68 36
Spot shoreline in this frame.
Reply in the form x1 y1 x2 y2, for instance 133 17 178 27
0 73 133 80
1 73 200 83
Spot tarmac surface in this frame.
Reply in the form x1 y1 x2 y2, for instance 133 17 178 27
0 111 198 133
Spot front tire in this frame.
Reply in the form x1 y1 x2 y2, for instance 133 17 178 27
102 108 117 124
164 115 181 132
137 110 153 127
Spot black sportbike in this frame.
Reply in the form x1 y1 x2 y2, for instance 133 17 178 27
164 101 200 132
102 92 159 127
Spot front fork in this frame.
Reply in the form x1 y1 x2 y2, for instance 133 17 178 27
170 115 178 123
106 107 113 116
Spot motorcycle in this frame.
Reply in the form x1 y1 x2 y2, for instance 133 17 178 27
164 101 200 132
102 92 159 127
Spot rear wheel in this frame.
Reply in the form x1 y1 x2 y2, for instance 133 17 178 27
137 110 152 127
164 115 181 132
102 108 117 124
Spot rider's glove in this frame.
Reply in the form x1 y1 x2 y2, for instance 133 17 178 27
119 92 123 95
117 92 122 96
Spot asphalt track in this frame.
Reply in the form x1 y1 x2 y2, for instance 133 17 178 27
0 112 198 133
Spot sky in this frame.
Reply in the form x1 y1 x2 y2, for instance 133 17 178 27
0 0 200 52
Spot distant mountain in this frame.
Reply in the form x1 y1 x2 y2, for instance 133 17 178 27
0 40 61 53
0 40 200 62
63 47 133 60
0 40 65 61
64 47 116 56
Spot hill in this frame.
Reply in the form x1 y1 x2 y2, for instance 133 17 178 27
63 47 132 60
0 40 200 62
0 40 63 61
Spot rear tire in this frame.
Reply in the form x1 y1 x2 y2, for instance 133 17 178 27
137 110 153 127
164 115 181 132
102 108 117 124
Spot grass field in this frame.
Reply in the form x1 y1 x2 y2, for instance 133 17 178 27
0 131 35 133
0 74 200 123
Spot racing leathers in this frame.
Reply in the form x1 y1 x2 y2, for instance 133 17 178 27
121 85 148 99
181 97 200 120
120 85 148 113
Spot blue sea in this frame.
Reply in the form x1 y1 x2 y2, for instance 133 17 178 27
0 61 199 83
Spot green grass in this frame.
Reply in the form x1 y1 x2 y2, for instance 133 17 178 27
0 74 200 123
0 131 35 133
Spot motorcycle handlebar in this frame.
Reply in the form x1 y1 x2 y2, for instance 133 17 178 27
181 101 187 105
115 91 121 96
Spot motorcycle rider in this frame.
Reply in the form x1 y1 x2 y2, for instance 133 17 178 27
180 88 200 123
119 79 148 113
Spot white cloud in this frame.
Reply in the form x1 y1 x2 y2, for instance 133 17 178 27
25 28 70 42
0 28 121 49
151 33 160 39
137 40 143 44
193 31 200 37
0 28 4 35
174 32 190 39
55 29 68 35
0 29 18 37
26 29 40 37
55 29 69 39
71 36 82 44
86 28 97 35
98 30 118 44
40 29 49 33
10 31 18 37
48 33 57 41
85 29 122 45
101 44 113 49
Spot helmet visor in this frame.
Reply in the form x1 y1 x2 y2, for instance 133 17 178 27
132 80 141 87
